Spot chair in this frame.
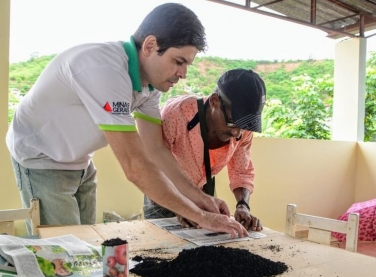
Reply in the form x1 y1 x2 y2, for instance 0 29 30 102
0 198 40 236
285 204 359 252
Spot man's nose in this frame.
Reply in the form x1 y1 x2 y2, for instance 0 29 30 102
177 65 187 79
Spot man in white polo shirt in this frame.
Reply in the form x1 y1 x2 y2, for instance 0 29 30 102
6 3 248 238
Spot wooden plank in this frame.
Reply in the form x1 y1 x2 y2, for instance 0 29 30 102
295 226 309 238
345 213 359 252
92 220 190 251
294 213 348 233
285 204 296 236
308 227 332 245
38 225 105 245
30 198 40 235
0 208 31 222
37 221 376 277
0 221 14 235
38 220 190 251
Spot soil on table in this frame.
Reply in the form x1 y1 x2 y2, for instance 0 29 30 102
130 245 289 277
102 237 128 246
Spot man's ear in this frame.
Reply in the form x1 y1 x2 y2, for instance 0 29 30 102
141 35 158 57
209 93 221 108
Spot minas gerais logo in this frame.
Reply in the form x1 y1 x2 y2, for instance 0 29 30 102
103 101 130 115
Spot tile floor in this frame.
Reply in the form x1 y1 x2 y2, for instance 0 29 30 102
331 240 376 258
295 228 376 258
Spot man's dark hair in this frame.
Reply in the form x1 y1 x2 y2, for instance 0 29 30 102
133 3 207 55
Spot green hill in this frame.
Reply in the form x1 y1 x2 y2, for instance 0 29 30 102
8 54 334 107
159 56 333 105
9 54 56 95
8 53 376 141
14 54 364 141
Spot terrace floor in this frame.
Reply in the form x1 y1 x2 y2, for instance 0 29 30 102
295 227 376 258
331 241 376 258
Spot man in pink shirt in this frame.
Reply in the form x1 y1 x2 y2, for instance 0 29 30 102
144 69 266 231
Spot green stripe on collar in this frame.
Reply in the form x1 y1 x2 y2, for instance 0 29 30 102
123 36 154 92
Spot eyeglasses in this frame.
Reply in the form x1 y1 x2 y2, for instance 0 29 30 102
218 96 237 128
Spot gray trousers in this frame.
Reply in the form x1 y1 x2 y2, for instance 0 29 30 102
11 157 97 234
143 195 175 219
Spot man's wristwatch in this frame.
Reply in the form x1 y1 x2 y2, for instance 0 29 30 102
236 199 250 211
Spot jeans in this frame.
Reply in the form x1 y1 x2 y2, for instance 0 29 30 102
143 195 175 219
11 157 97 234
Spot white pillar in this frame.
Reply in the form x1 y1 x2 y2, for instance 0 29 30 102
332 37 367 142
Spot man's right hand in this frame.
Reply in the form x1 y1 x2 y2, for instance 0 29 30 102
177 214 198 228
196 212 249 239
194 194 231 216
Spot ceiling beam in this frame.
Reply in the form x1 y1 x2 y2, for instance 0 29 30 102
311 0 317 25
206 0 358 38
324 0 373 15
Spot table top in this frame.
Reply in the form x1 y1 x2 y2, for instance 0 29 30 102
38 220 376 277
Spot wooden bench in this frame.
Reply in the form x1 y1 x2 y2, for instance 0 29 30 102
0 198 40 235
285 204 359 252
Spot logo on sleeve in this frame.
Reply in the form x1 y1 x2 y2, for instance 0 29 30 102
103 101 130 115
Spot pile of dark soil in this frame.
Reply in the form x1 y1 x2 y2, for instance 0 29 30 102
130 245 289 277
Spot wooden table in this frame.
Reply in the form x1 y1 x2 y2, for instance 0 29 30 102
38 220 376 277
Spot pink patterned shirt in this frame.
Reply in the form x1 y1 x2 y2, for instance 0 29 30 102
161 95 255 193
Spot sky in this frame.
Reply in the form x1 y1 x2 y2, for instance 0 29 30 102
9 0 376 63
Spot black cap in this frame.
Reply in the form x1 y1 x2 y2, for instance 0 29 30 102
217 69 266 133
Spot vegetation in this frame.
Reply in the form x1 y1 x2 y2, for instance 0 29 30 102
8 52 376 141
9 53 56 95
160 56 334 104
262 74 333 140
365 53 376 141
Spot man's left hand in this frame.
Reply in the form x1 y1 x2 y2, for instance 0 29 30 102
234 206 263 231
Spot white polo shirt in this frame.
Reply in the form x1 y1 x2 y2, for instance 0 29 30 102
6 38 161 170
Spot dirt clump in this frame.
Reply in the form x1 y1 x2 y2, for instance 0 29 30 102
130 245 289 277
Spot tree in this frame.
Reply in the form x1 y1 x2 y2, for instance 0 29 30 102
262 74 332 140
364 51 376 142
8 91 21 125
10 54 376 141
262 99 295 137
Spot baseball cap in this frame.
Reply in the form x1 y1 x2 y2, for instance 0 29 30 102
217 69 266 133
